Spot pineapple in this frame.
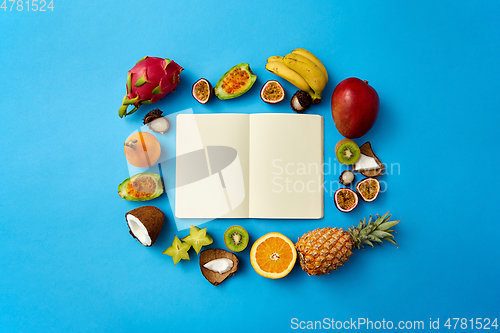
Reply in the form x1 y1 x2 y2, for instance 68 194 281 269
295 212 400 276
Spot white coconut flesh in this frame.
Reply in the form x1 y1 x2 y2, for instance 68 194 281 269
203 258 234 274
150 117 169 134
354 154 379 170
126 214 152 246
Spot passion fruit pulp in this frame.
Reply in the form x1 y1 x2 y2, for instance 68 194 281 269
356 178 380 202
334 188 359 213
192 78 212 104
260 80 285 104
214 63 257 100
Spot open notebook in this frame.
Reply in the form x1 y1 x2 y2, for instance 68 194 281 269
175 113 324 219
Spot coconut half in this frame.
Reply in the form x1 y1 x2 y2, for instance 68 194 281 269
353 142 384 178
199 249 239 286
203 258 234 274
125 206 164 247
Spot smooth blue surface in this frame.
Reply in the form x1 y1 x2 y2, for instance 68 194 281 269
1 1 499 332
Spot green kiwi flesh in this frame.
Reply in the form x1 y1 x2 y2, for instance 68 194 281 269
224 226 249 252
335 139 361 165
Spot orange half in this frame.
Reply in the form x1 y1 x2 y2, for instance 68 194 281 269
250 232 297 279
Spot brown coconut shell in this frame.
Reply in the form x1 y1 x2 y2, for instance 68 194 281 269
353 141 384 178
125 206 164 247
199 249 239 286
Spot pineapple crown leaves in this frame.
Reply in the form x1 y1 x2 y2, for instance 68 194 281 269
347 212 401 249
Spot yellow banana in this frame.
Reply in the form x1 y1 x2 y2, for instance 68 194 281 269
267 55 284 63
283 53 326 102
291 48 328 84
265 58 314 96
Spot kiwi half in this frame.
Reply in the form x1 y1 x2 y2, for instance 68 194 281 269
224 226 249 252
335 139 361 165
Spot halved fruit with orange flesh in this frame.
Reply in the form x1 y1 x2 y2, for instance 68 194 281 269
214 63 257 100
192 78 213 104
118 172 163 201
334 188 359 213
250 232 297 279
356 178 380 202
260 80 285 104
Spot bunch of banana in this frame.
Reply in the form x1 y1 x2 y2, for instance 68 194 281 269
265 48 328 104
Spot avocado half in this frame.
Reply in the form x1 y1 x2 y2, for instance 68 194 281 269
214 63 257 100
118 172 164 201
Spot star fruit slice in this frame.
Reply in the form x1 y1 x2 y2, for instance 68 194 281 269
182 225 213 255
163 235 191 265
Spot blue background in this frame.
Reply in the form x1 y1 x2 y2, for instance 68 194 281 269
1 0 499 332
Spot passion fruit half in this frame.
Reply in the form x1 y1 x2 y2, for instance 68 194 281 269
214 63 257 100
192 78 213 104
356 178 380 202
334 188 359 213
260 80 285 104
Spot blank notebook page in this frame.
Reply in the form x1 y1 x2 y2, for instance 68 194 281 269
248 114 324 219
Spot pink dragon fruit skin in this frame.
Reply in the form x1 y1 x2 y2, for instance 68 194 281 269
118 56 183 118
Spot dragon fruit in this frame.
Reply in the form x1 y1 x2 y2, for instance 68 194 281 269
118 56 183 118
